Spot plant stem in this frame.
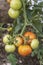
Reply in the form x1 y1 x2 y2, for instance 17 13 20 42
0 27 7 31
20 0 27 35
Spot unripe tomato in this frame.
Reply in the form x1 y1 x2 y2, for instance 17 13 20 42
5 45 16 53
14 37 23 47
8 8 19 19
30 39 39 49
24 32 36 44
10 0 22 10
18 45 32 56
7 27 13 32
3 34 12 44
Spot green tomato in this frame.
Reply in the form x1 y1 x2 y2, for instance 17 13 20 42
8 8 19 18
7 27 13 32
10 0 22 10
3 34 12 44
31 39 39 49
5 45 16 53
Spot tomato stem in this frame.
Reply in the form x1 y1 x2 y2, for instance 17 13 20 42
0 27 7 31
20 0 27 35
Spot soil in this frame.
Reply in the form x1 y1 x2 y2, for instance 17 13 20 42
0 0 40 65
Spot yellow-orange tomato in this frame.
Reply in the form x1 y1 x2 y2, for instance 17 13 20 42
18 45 32 56
24 32 36 44
7 0 11 3
14 37 23 47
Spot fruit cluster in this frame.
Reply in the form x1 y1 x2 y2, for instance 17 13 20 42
8 0 22 18
3 32 39 57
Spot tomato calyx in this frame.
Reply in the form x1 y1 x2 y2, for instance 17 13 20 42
25 36 31 44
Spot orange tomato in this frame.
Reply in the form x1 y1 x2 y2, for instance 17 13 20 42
24 32 36 44
14 37 23 47
18 45 32 56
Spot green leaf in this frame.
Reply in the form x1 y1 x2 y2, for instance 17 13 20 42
7 54 18 65
27 9 32 20
12 18 24 34
32 21 42 33
14 25 21 33
38 2 43 7
0 23 4 27
33 0 38 3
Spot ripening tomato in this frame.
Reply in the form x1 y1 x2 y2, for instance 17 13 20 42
10 0 22 10
30 39 39 49
3 34 12 44
24 32 36 44
5 44 16 53
8 8 19 19
18 45 32 56
14 37 23 47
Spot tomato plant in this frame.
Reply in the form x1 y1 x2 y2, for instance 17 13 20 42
0 0 43 65
18 45 32 56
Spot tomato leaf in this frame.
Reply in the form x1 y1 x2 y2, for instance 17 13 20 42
7 54 18 65
32 21 42 33
38 2 43 6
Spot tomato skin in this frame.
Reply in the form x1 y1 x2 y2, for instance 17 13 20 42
8 8 19 19
3 34 12 45
5 45 16 53
14 37 23 47
10 0 22 10
24 32 36 44
31 39 39 49
18 45 32 56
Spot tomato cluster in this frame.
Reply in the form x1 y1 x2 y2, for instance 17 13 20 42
18 32 39 56
8 0 22 18
3 32 39 56
3 34 23 53
3 34 16 53
24 32 39 49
